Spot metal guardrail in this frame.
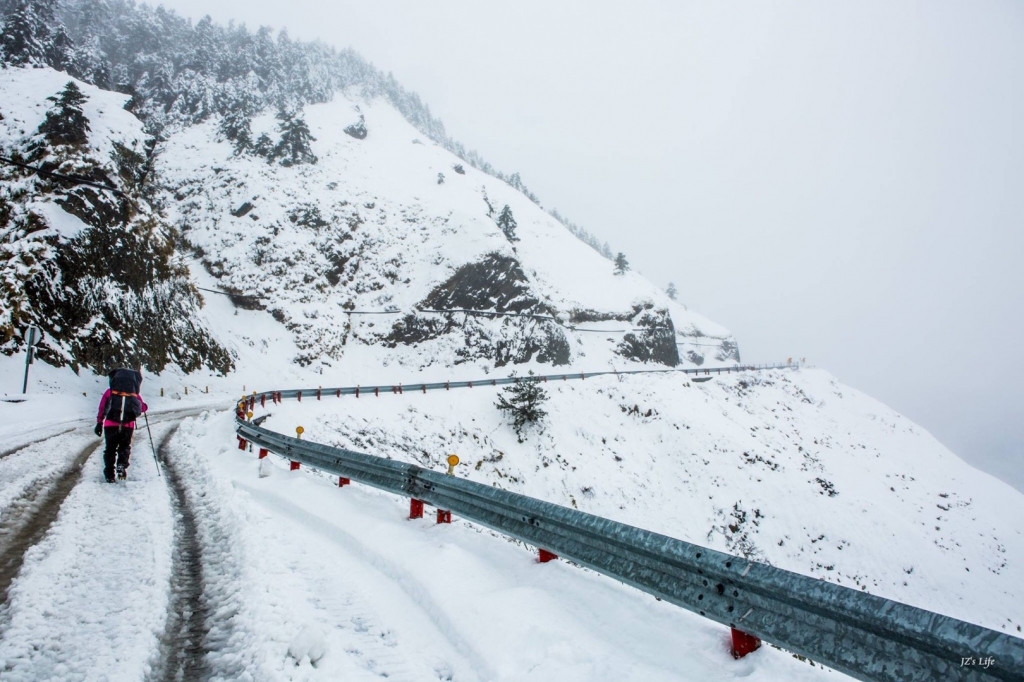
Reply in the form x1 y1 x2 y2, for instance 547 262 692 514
244 363 792 403
234 369 1024 682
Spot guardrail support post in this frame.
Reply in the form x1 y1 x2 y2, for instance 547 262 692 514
289 461 300 471
730 628 761 658
338 477 350 487
260 394 265 408
436 509 451 524
316 388 321 400
409 499 424 519
258 448 268 459
297 391 302 402
538 549 558 563
237 436 247 450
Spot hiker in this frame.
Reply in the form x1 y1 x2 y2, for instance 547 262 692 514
95 368 147 483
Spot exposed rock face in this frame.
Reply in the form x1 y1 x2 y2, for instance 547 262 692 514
420 253 548 314
717 338 740 362
385 253 570 366
616 305 679 366
0 69 232 375
344 119 367 140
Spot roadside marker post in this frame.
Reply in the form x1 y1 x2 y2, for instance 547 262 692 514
21 326 42 394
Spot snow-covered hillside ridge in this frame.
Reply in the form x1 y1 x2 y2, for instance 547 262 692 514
0 66 229 373
158 92 737 372
258 367 1024 638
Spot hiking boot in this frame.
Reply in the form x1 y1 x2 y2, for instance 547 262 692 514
116 466 127 481
105 475 116 483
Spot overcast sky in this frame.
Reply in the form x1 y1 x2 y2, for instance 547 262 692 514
158 0 1024 492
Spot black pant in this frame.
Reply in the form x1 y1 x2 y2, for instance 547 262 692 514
103 426 133 479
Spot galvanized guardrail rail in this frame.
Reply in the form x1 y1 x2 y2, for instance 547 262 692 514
235 368 1023 682
243 363 791 405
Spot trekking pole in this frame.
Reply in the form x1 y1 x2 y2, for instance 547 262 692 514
143 412 162 477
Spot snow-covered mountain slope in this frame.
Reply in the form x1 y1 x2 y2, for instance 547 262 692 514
1 57 1021 679
0 67 230 374
157 91 737 372
254 367 1024 639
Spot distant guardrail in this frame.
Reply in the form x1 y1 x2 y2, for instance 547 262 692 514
242 362 792 404
234 366 1023 682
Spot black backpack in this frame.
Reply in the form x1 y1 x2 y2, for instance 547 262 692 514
106 368 143 425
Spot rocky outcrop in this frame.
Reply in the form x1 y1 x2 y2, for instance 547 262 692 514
616 304 679 366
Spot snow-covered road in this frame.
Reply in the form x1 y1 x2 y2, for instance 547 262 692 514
0 407 840 681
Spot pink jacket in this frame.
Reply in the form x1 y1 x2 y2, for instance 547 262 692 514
97 389 148 429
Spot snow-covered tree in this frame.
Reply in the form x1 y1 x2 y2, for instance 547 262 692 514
272 107 317 166
217 75 262 154
614 252 630 275
495 371 549 441
0 0 51 66
666 282 678 300
37 81 90 147
497 204 519 242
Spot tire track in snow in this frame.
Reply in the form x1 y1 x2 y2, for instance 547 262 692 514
0 439 99 615
0 427 80 461
236 481 494 681
149 424 210 682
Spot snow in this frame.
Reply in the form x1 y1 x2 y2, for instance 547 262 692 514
26 200 90 240
0 424 173 681
158 409 839 681
0 63 1021 680
0 67 144 169
249 367 1024 638
158 88 737 373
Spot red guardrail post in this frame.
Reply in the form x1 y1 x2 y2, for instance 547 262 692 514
297 391 302 402
436 509 451 524
289 461 300 471
316 388 321 400
374 386 379 397
258 448 268 459
237 436 247 450
409 499 424 519
260 394 265 408
337 477 350 487
730 628 761 658
538 549 558 563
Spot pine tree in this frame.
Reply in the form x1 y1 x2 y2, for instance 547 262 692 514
614 252 630 275
272 107 317 166
666 282 678 300
252 132 275 159
0 0 49 66
38 82 90 147
495 371 549 441
497 204 519 242
45 24 75 72
219 107 253 153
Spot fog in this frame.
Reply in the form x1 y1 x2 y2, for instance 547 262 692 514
157 0 1024 491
